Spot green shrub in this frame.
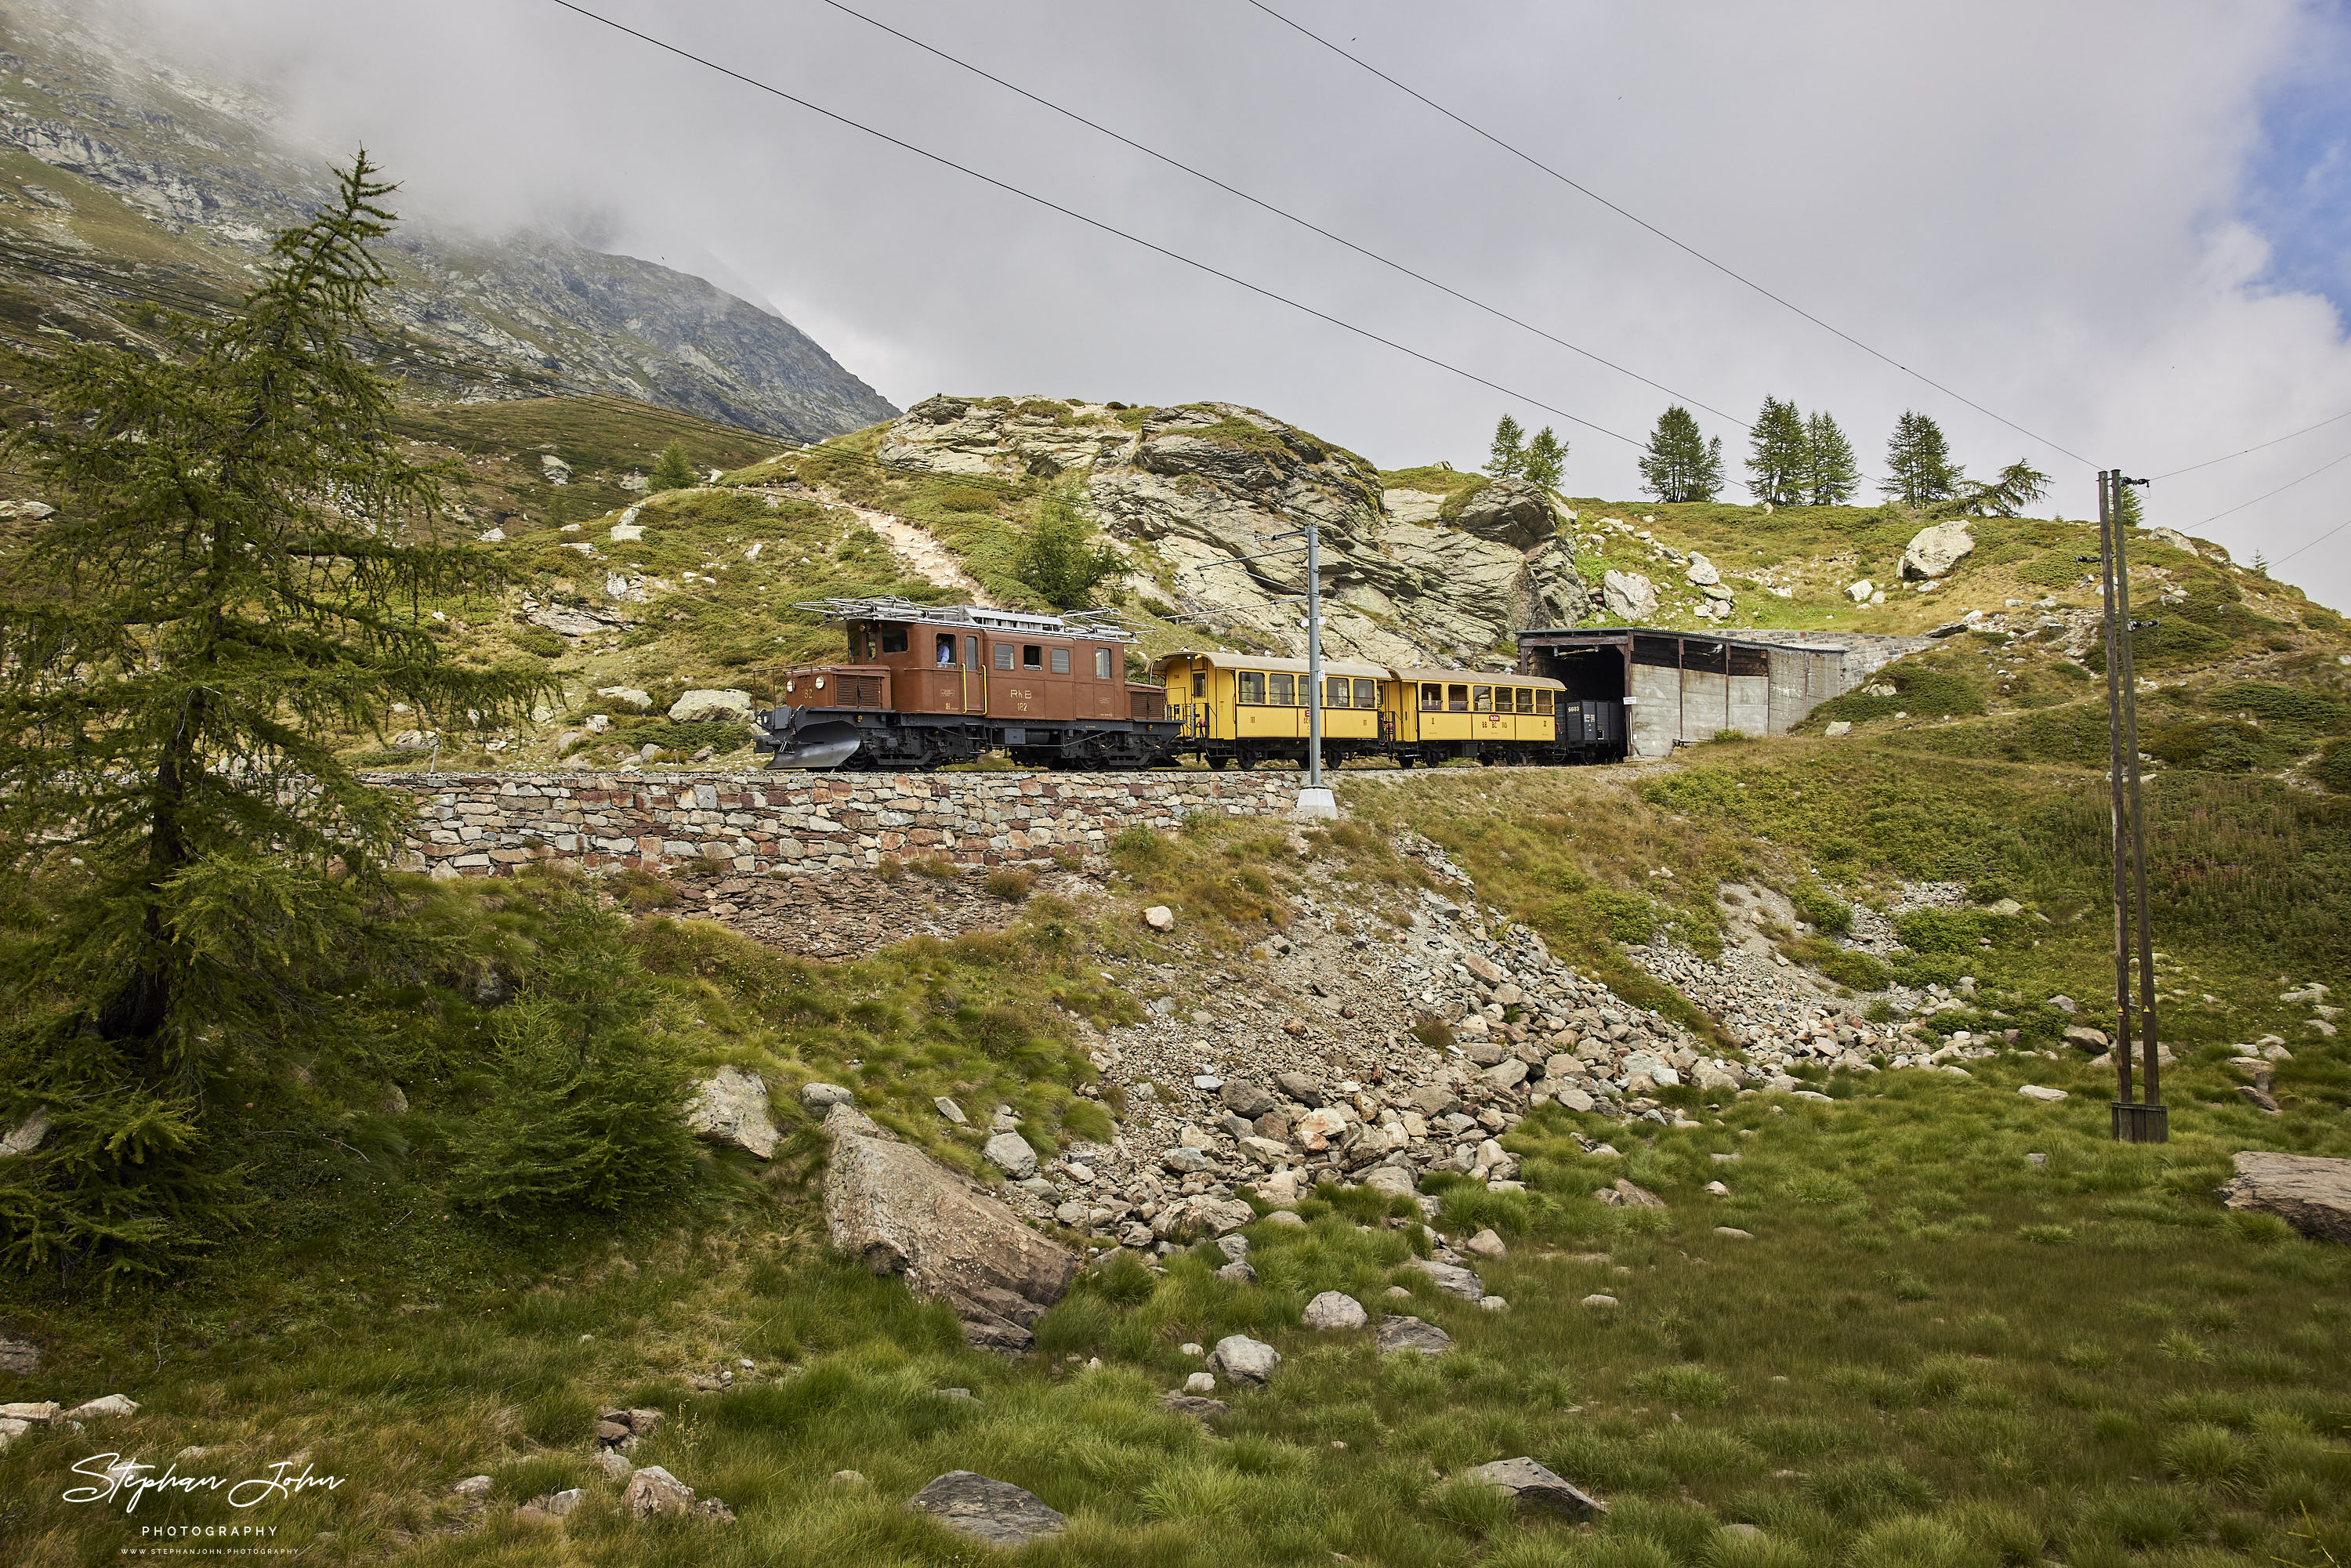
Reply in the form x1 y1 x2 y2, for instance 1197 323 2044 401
936 486 999 512
984 867 1035 903
513 628 567 658
1791 882 1853 933
1589 890 1665 943
446 895 697 1219
2204 681 2351 731
2317 737 2351 795
2161 1422 2252 1484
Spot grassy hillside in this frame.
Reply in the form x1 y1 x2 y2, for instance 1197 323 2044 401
2 769 2345 1566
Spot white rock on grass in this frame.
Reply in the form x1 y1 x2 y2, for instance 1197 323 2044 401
904 1472 1068 1549
1464 1228 1508 1259
1208 1334 1280 1386
622 1465 696 1518
1302 1291 1367 1330
1463 1457 1607 1520
668 689 753 723
2016 1085 2069 1103
63 1395 138 1419
1143 905 1176 932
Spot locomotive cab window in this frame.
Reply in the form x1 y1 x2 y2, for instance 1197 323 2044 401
1050 647 1070 674
1023 645 1043 670
1353 678 1377 708
1237 672 1266 704
1268 673 1295 706
879 625 909 655
1473 686 1493 712
1420 683 1443 711
1447 684 1469 712
1095 647 1114 679
993 645 1014 670
936 633 957 666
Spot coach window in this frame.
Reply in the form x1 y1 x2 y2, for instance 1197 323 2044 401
880 625 909 654
1420 683 1443 711
1473 686 1494 712
1536 690 1555 715
1050 647 1070 674
1023 645 1043 670
1237 671 1266 704
936 633 958 666
1095 646 1114 679
1353 678 1378 708
1268 672 1295 706
1192 674 1206 697
994 644 1015 670
1447 684 1469 712
1326 675 1349 707
1516 686 1535 714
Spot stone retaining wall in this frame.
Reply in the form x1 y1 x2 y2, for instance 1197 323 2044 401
362 770 1302 878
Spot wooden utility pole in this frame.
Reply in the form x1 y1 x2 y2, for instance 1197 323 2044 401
2098 469 2166 1143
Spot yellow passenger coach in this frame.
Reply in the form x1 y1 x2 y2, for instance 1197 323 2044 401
1154 650 1393 770
1384 668 1568 767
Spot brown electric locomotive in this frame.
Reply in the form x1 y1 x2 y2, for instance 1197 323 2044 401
754 597 1179 770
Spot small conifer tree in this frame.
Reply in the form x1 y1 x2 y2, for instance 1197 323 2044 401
1638 406 1722 502
1802 411 1860 505
1744 397 1810 505
1484 414 1527 479
1521 426 1567 492
0 156 546 1282
650 440 697 491
1885 411 1964 505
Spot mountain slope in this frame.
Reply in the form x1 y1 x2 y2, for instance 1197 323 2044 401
0 0 896 440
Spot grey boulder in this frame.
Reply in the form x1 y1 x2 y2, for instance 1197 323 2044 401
621 1465 695 1519
904 1472 1067 1548
2218 1151 2351 1245
1275 1071 1324 1107
824 1120 1078 1353
1900 520 1976 581
1220 1080 1278 1118
668 688 754 723
1375 1316 1453 1356
1411 1257 1486 1302
984 1132 1038 1180
1463 1457 1607 1520
684 1066 778 1159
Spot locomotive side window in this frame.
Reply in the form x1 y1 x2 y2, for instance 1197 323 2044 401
1420 683 1442 711
1095 647 1114 679
1268 673 1295 705
1237 672 1266 704
1050 647 1070 674
1023 645 1043 669
1447 684 1469 712
1353 678 1377 708
1473 686 1493 712
1536 690 1554 715
880 625 909 654
1192 674 1206 697
936 633 957 666
967 636 980 668
994 645 1014 670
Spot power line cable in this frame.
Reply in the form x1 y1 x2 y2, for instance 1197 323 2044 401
2150 406 2351 480
545 0 1646 450
2271 513 2348 568
812 0 1751 431
1239 0 2096 468
2192 443 2351 527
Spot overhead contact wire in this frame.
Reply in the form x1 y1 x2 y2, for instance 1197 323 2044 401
545 0 1645 448
815 0 1751 430
1241 0 2094 468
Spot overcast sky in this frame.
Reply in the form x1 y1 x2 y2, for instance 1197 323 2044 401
108 0 2351 608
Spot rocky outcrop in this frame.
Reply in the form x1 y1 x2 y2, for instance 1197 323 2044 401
2217 1151 2351 1245
821 1110 1080 1352
873 397 1586 667
1601 570 1657 621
